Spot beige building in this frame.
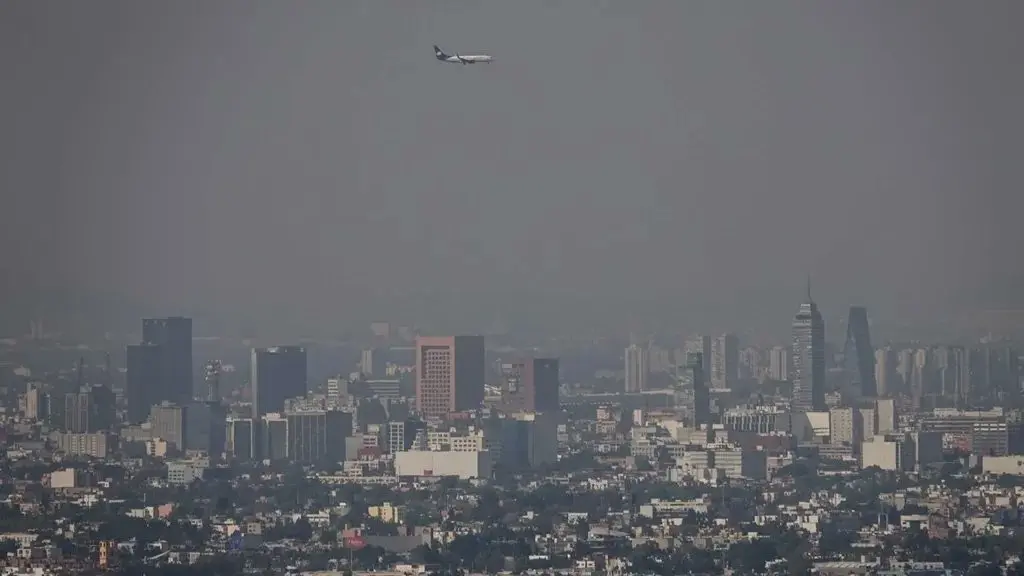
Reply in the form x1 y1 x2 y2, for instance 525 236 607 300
982 455 1024 476
394 449 492 479
862 434 912 471
368 502 404 524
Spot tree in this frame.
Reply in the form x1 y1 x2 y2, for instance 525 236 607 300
969 562 1002 576
818 523 855 556
729 539 779 573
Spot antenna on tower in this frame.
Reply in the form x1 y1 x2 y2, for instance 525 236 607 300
76 357 85 390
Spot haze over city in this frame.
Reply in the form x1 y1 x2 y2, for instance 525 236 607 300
7 3 1024 576
2 1 1023 341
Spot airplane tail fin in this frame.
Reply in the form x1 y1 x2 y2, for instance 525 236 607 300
434 45 447 59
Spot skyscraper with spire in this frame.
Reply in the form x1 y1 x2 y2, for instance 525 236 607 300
792 279 825 411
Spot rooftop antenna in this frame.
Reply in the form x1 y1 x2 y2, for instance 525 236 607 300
806 275 813 303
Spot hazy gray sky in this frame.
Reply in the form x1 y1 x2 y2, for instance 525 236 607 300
2 1 1022 337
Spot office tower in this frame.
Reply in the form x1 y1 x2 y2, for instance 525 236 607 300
624 344 649 393
64 392 91 434
829 407 862 450
769 346 790 381
388 418 425 453
896 349 914 394
499 412 558 471
361 348 388 377
227 418 254 460
931 346 955 401
792 283 826 412
739 347 761 381
260 413 289 461
501 358 560 413
285 410 352 463
286 411 321 463
184 401 227 458
203 360 222 403
989 346 1021 406
151 403 187 451
414 335 485 419
910 348 931 409
876 397 896 433
326 377 348 406
874 348 895 397
250 346 308 418
843 306 877 398
711 334 739 389
951 346 970 407
85 384 116 432
685 335 713 384
142 317 193 404
687 352 710 427
25 385 42 421
126 343 162 424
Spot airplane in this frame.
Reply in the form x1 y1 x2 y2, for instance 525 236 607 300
434 45 493 65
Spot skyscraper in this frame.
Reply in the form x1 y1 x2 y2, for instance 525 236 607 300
687 352 710 426
874 347 895 397
843 306 877 398
792 282 825 412
769 346 791 381
204 360 222 403
251 346 308 418
142 317 193 404
501 357 560 413
126 343 162 424
185 400 227 458
685 335 713 385
711 334 739 389
415 335 485 419
624 344 649 393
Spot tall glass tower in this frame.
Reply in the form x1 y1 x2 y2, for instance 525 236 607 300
843 306 877 398
792 281 826 411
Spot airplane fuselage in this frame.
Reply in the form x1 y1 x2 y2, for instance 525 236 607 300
434 45 492 64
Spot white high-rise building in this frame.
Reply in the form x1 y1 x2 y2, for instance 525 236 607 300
792 283 825 412
874 348 894 397
769 346 790 381
625 344 649 393
711 334 739 389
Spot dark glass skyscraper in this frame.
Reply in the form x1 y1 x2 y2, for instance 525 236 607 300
688 352 710 426
843 306 877 398
142 317 193 404
250 346 308 418
792 284 826 412
126 342 162 424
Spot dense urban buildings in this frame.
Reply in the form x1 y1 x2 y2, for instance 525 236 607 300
4 304 1024 576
